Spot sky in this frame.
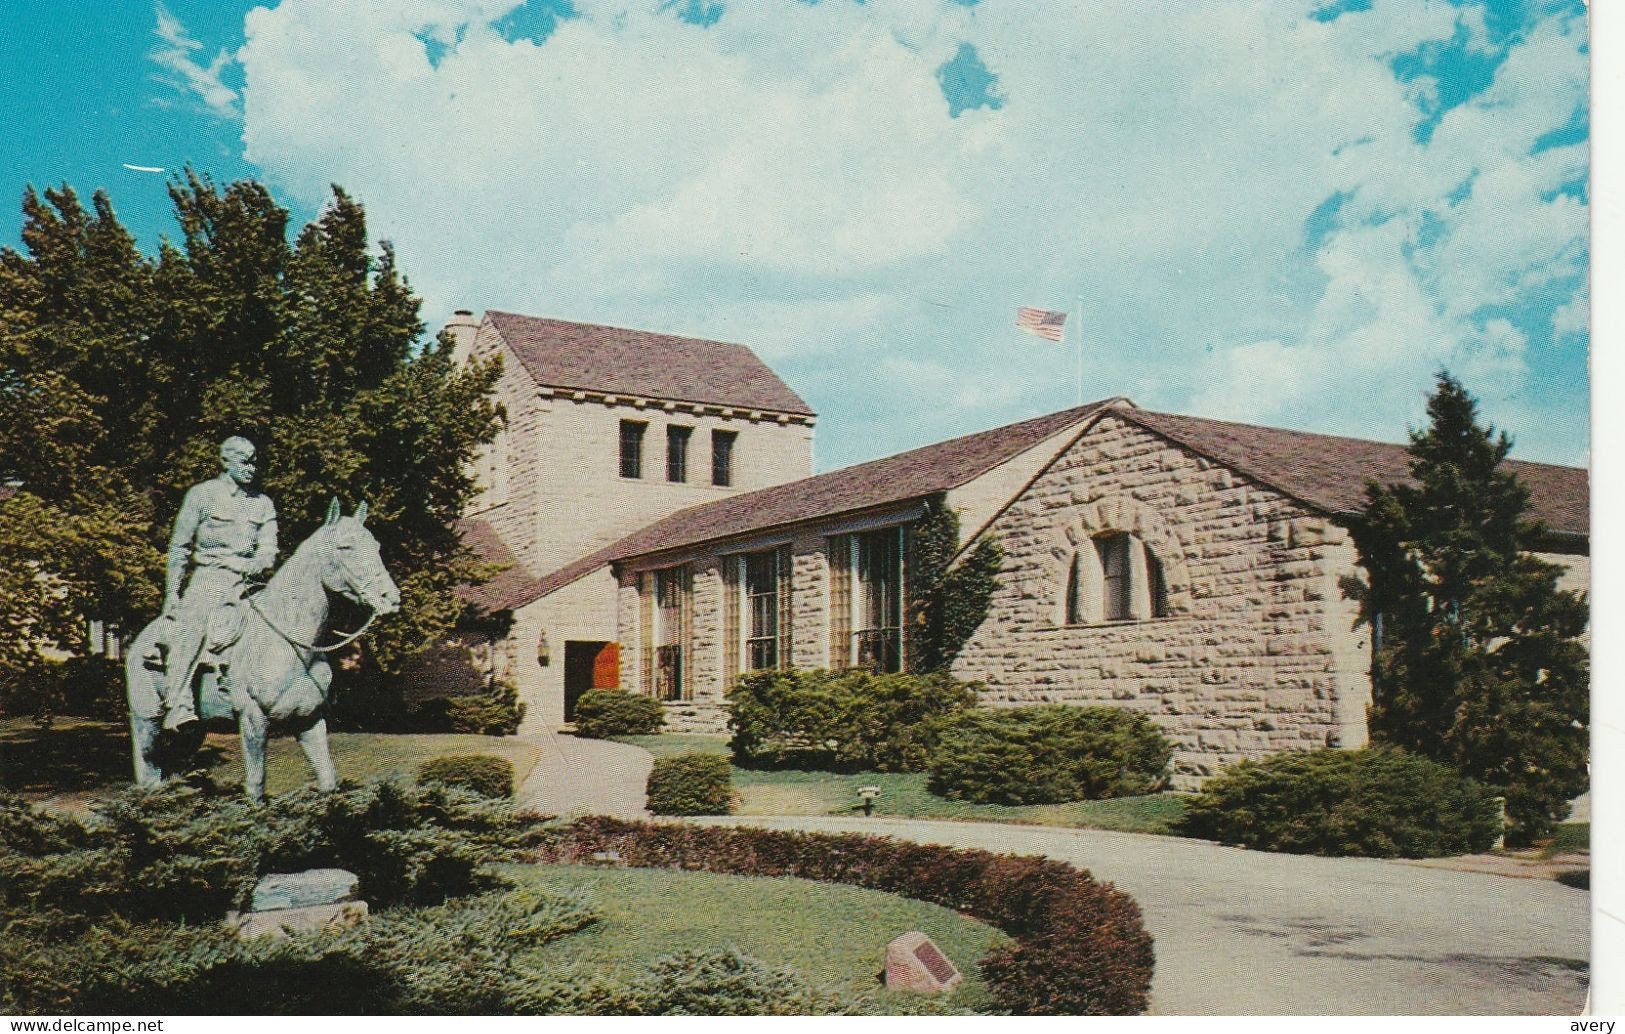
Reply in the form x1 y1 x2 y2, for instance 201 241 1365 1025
0 0 1591 472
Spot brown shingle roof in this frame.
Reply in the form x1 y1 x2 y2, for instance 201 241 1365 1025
487 311 815 416
1121 409 1588 539
454 515 547 616
522 400 1119 604
480 401 1589 612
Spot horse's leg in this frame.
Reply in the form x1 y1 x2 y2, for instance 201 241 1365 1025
128 712 162 787
296 716 338 792
125 624 166 786
238 697 270 801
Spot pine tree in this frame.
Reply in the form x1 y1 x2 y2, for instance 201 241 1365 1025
0 175 501 715
1356 372 1588 844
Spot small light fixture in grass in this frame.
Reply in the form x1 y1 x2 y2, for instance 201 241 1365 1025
858 785 882 816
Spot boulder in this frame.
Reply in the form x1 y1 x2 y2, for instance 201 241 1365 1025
228 900 369 941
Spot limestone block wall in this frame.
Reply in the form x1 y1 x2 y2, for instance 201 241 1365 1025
459 315 815 578
951 413 1374 786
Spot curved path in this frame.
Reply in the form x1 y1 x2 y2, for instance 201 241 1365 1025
694 815 1588 1015
515 732 651 818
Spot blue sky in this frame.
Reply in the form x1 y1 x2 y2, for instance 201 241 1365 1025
0 0 1590 471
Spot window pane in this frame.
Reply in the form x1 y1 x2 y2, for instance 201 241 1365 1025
666 426 691 483
853 528 901 672
620 421 645 479
712 430 736 487
1096 533 1130 621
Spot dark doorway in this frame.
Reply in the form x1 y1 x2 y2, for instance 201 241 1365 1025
564 641 619 721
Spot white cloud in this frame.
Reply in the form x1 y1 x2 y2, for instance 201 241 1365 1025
226 0 1589 468
151 3 241 116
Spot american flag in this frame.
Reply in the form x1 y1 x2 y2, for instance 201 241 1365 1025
1016 307 1068 342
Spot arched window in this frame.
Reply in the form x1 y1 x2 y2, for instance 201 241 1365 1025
1062 532 1169 624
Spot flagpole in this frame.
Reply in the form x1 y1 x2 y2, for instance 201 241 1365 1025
1074 296 1083 407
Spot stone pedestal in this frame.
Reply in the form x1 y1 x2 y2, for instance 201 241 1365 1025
229 867 367 941
884 931 962 994
228 900 369 940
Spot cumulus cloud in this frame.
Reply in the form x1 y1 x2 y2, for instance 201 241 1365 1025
219 0 1588 467
151 3 240 116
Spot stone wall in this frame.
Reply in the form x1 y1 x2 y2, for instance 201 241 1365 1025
951 412 1374 786
459 314 815 578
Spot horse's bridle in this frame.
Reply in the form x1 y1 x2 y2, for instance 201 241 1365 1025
248 530 388 654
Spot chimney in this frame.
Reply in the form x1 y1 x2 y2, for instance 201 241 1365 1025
443 309 480 366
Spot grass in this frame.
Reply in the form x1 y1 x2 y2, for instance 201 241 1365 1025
1543 822 1589 857
1 716 545 806
507 863 1007 1012
615 733 1187 834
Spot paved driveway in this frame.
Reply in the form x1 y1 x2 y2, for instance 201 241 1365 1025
697 815 1589 1015
515 732 651 818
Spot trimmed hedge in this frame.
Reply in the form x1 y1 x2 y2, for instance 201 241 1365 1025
727 668 977 771
573 690 665 738
419 754 515 798
646 753 732 816
1178 747 1503 858
522 948 864 1015
536 816 1154 1015
928 706 1172 805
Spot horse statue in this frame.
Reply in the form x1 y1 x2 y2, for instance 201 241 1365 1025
125 499 400 799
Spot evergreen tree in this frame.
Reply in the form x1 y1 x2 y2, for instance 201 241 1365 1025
0 174 501 715
1356 372 1588 844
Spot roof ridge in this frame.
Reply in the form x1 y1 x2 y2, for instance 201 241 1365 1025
1131 407 1587 474
487 309 754 351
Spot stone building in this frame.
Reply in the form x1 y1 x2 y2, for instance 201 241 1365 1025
451 313 1588 780
441 310 815 731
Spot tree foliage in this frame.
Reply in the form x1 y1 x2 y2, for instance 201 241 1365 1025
0 175 502 712
1354 372 1588 844
906 499 1002 674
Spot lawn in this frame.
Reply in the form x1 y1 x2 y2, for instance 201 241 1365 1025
0 717 545 806
507 863 1007 1012
614 733 1188 834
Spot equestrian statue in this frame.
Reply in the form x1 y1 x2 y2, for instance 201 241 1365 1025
125 437 401 799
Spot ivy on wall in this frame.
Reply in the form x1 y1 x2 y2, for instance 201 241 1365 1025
907 499 1003 674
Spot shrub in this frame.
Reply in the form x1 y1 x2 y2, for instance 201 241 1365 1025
3 887 599 1014
0 779 551 922
419 754 515 798
645 753 732 816
538 816 1155 1015
521 948 864 1016
727 668 977 771
573 690 665 738
408 680 526 735
928 706 1171 805
1177 747 1502 858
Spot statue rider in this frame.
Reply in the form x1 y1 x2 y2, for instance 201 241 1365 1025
147 436 278 730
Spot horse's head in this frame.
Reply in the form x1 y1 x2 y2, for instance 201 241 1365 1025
318 498 401 616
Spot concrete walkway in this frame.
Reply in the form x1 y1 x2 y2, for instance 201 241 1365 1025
515 731 651 818
695 815 1590 1015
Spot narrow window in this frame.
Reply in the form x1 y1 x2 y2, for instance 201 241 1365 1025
1096 533 1132 621
653 566 688 700
620 420 646 479
1065 552 1084 625
666 425 691 483
853 527 903 673
712 430 737 487
1147 547 1168 618
743 550 780 671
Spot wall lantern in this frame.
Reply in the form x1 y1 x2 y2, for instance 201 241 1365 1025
537 627 550 667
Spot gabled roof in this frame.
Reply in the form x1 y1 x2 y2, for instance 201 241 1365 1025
1120 409 1589 540
518 400 1119 604
454 515 546 616
486 311 815 416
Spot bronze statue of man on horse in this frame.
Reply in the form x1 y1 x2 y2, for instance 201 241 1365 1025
127 436 401 799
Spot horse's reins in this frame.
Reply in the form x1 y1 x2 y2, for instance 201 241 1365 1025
249 593 378 653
